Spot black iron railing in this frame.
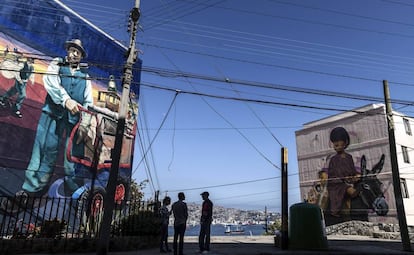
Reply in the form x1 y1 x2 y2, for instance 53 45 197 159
0 195 157 240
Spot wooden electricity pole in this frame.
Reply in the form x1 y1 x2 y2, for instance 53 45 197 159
281 147 288 250
97 1 141 254
383 80 411 252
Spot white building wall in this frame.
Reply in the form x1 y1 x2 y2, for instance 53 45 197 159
393 114 414 226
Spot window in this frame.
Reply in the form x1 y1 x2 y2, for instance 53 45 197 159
402 146 410 163
400 179 409 198
403 118 412 136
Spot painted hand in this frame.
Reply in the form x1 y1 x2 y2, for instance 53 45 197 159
65 98 79 115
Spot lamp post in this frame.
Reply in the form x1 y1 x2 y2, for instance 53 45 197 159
96 1 141 254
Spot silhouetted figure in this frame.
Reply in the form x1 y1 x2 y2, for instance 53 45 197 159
198 191 213 253
172 192 188 255
159 196 172 253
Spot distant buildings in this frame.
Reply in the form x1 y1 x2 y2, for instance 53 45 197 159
174 203 280 226
295 103 414 226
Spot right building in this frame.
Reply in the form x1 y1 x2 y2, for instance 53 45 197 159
295 103 414 226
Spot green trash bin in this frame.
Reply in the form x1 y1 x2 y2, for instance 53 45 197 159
289 202 328 250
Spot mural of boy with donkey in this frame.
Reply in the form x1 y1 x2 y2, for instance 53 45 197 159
307 126 389 226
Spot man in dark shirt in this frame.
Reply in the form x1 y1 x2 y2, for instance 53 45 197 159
199 191 213 253
172 192 188 255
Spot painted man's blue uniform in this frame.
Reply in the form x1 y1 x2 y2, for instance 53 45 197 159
22 57 93 194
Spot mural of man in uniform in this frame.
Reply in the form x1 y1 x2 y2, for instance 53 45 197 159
17 39 93 200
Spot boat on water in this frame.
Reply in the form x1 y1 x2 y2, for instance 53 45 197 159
224 224 245 234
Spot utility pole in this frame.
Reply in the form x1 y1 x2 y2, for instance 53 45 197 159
383 80 411 252
97 1 141 254
281 147 288 250
264 206 268 234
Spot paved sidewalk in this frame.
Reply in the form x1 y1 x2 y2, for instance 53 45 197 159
132 235 412 255
30 235 413 255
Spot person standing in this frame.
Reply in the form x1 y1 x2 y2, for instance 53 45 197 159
159 196 172 253
171 192 188 255
19 39 93 199
198 191 213 254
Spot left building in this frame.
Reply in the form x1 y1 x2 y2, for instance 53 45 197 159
0 0 141 203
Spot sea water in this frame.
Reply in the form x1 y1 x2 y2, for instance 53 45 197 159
168 224 267 236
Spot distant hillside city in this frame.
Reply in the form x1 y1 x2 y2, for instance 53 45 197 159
170 202 281 226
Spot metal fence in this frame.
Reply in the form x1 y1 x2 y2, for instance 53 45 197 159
0 195 157 240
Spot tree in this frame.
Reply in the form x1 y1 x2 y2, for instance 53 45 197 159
264 219 282 235
129 178 148 201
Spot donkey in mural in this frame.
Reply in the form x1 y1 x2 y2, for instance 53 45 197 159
350 154 388 221
324 154 388 226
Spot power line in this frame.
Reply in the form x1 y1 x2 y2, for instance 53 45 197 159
136 124 157 193
4 51 409 106
23 0 414 74
268 0 414 28
139 67 414 105
143 0 226 30
382 0 414 8
166 175 281 193
10 0 414 81
139 44 414 88
137 43 414 86
152 43 282 170
144 24 414 72
2 59 414 115
213 1 414 39
132 91 179 175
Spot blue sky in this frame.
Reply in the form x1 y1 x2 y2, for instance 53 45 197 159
59 0 414 211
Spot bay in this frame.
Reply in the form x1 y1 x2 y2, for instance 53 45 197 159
168 224 267 236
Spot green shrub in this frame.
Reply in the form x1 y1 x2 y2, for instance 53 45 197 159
39 218 66 239
118 211 161 236
264 219 282 236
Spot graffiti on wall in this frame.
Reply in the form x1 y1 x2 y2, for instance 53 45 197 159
0 35 137 217
304 127 390 226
